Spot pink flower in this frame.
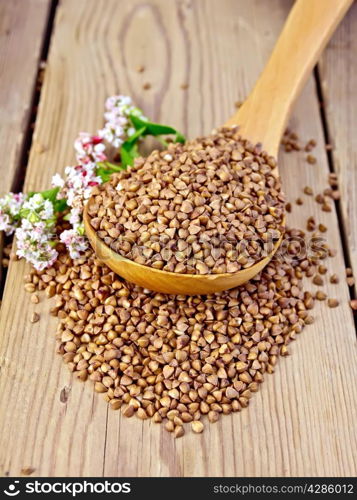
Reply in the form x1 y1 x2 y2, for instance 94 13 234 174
74 132 107 165
61 164 102 211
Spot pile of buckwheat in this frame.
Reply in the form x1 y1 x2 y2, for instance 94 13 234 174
88 127 285 274
23 221 340 438
18 125 353 438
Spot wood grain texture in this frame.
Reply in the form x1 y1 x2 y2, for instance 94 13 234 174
318 2 357 279
0 0 51 285
0 0 356 477
226 0 353 156
0 0 51 193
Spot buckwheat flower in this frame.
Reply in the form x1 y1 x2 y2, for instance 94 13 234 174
99 122 126 149
74 132 107 165
60 228 88 259
14 193 59 270
54 165 101 259
52 173 65 190
16 219 58 271
57 164 102 215
99 95 146 148
0 213 12 235
22 193 55 223
57 163 102 212
68 207 82 228
0 192 26 235
106 94 132 110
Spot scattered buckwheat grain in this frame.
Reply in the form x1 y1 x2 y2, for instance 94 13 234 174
306 154 316 164
30 312 40 323
327 298 339 308
350 300 357 311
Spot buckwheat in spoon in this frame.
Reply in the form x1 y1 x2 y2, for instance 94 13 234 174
84 0 352 295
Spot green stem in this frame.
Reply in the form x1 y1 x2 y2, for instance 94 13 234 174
156 136 169 148
98 161 125 172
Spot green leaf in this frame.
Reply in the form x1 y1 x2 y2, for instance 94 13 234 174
28 187 68 213
97 159 129 181
97 161 125 173
130 114 148 132
120 140 140 169
96 167 112 183
54 198 68 213
27 188 59 201
129 114 186 143
130 115 173 135
40 187 60 203
174 131 186 144
125 126 147 144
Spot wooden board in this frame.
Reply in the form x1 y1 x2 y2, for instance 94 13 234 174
0 0 51 192
0 0 356 477
0 0 52 280
318 2 357 278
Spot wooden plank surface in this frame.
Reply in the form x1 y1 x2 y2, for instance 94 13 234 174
0 0 51 192
318 2 357 277
0 0 356 477
0 0 51 281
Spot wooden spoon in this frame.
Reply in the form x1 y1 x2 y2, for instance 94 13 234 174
84 0 352 295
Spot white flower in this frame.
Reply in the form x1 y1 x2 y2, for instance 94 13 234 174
0 213 12 235
98 94 146 148
54 163 102 260
69 207 82 228
99 123 125 148
25 193 43 209
60 228 88 259
52 173 65 189
7 193 25 214
57 164 102 217
16 219 58 271
22 194 55 223
0 192 26 235
106 95 132 109
14 193 59 270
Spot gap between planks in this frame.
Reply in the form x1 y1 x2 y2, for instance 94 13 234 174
0 0 59 301
317 2 357 310
313 66 356 331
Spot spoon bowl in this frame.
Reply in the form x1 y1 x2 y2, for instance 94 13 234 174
84 0 352 294
83 203 283 295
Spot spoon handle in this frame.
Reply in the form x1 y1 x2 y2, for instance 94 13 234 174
225 0 353 157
